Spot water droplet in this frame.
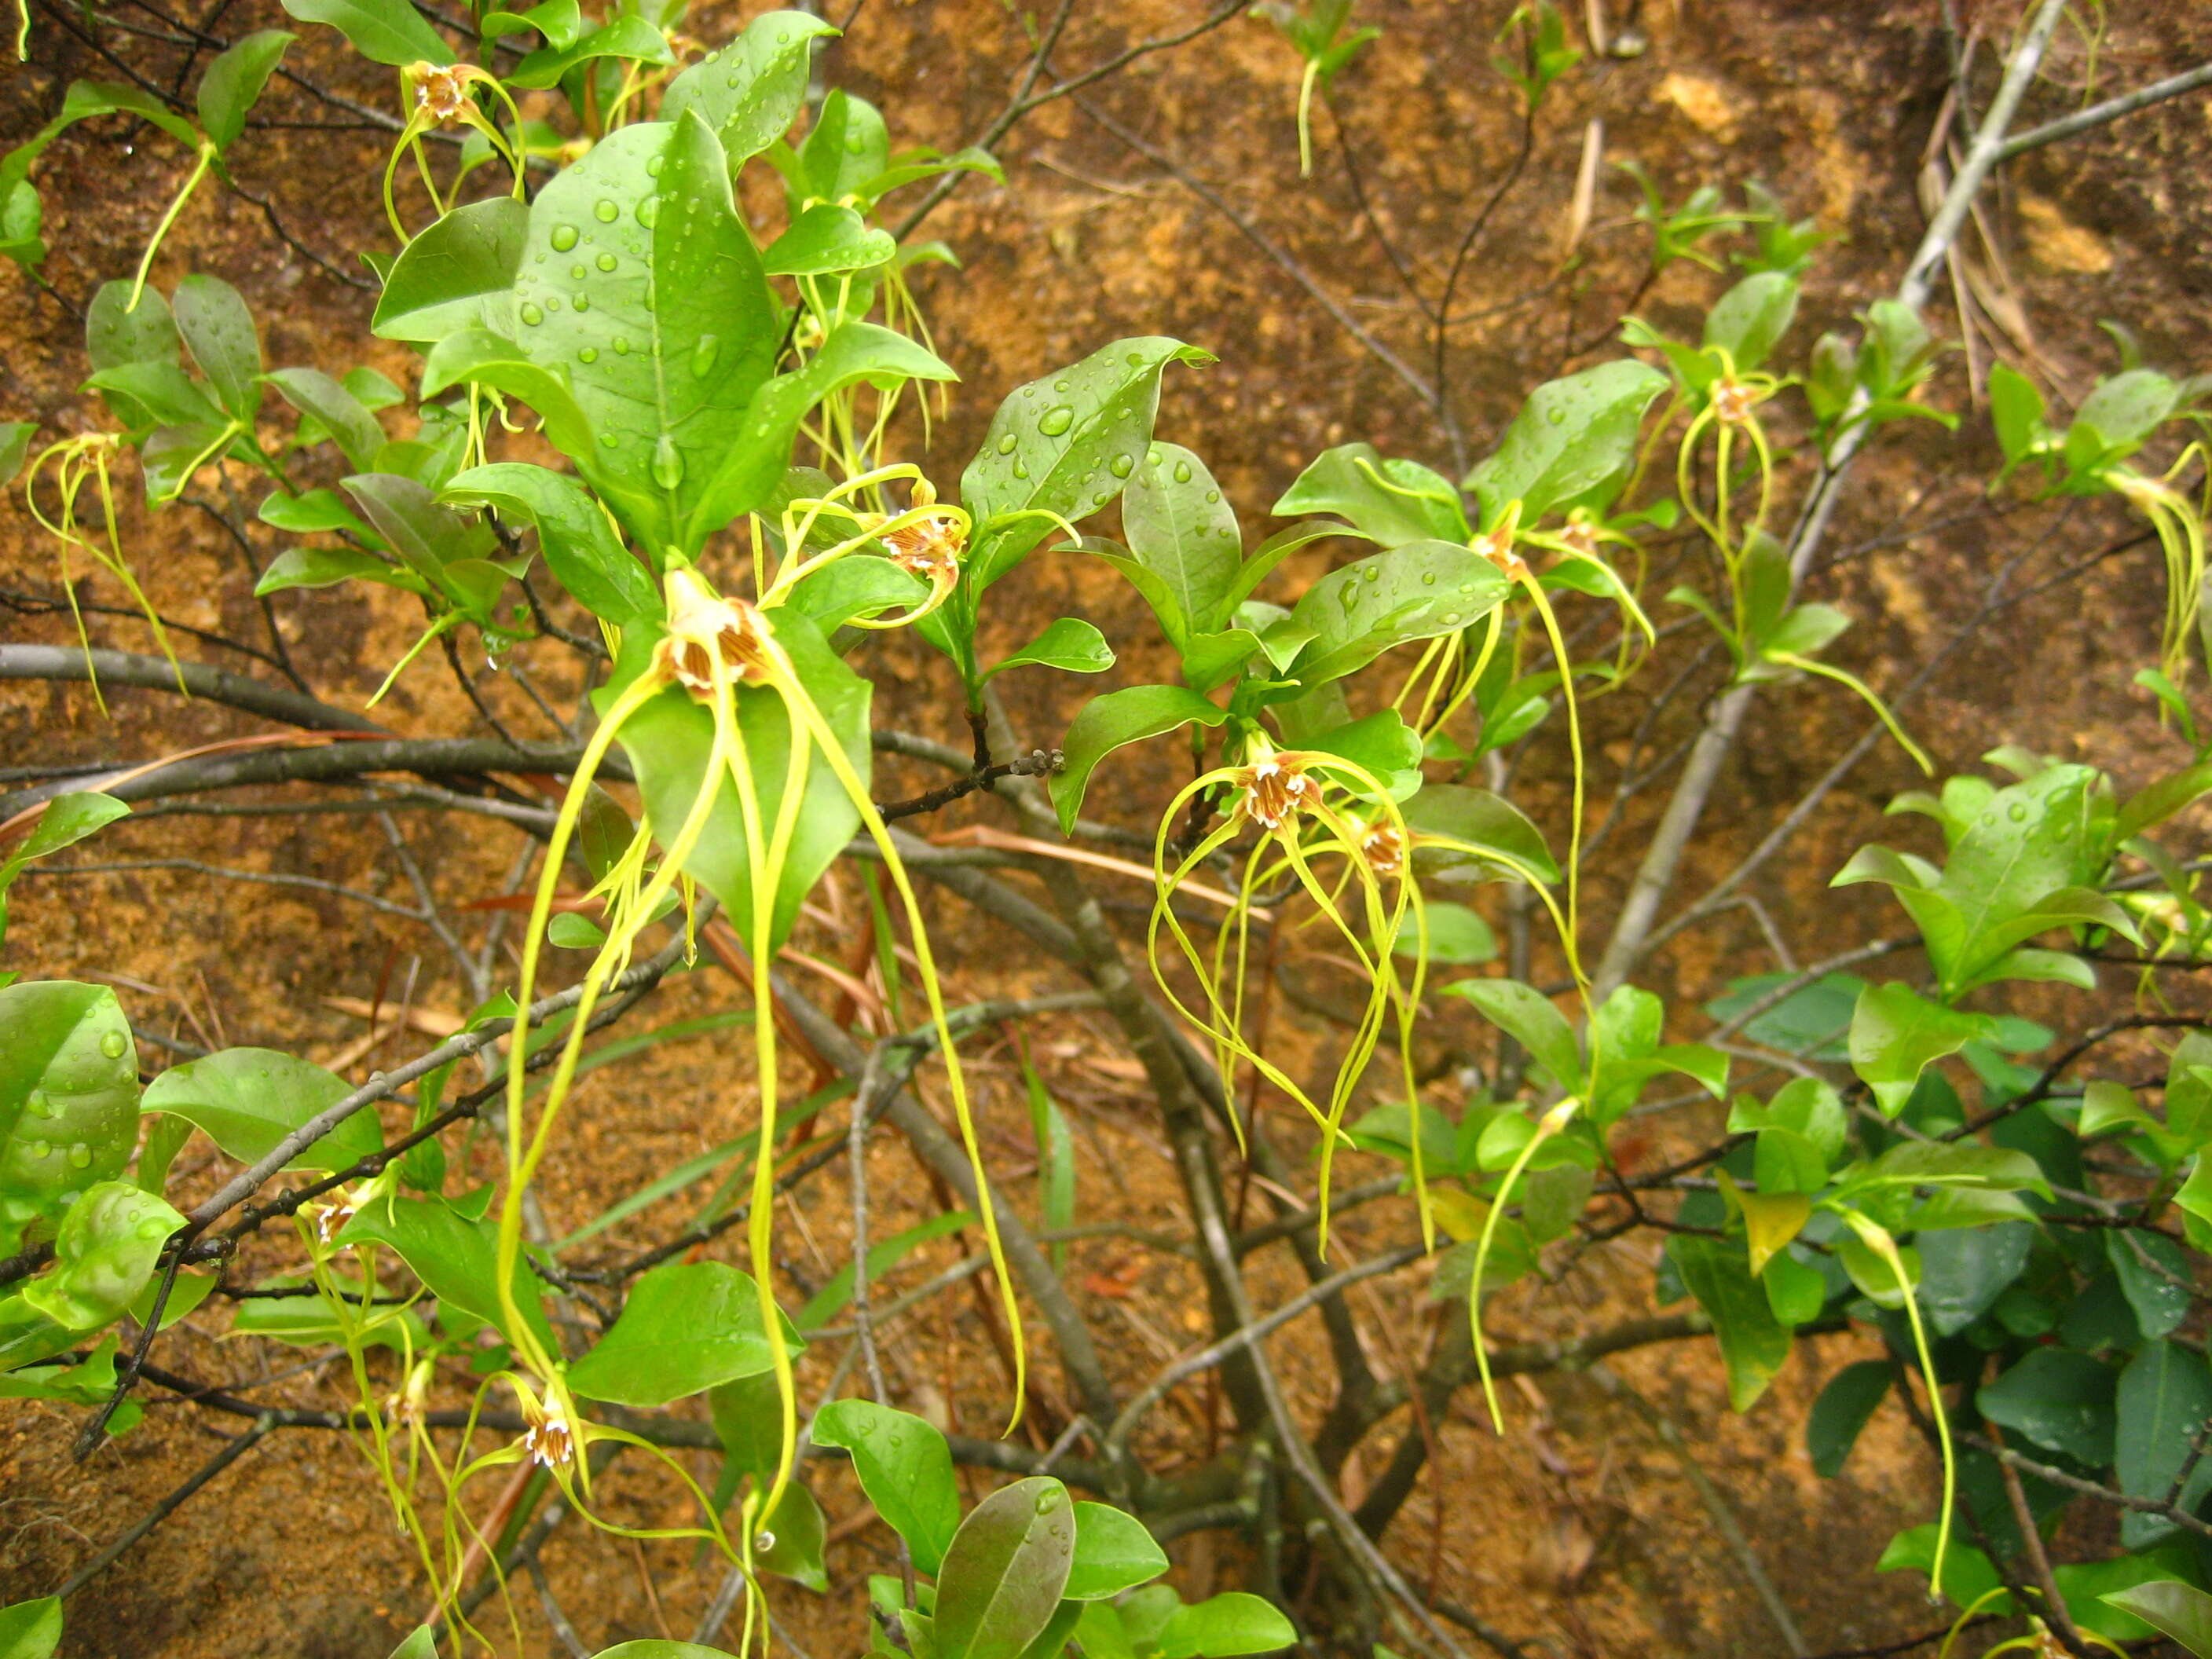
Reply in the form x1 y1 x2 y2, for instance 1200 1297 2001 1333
754 1529 776 1551
1173 460 1192 483
651 434 684 490
1547 407 1566 425
551 224 579 251
1091 489 1110 506
646 153 665 177
27 1091 49 1119
1108 453 1134 478
845 132 865 153
577 346 599 363
636 196 661 228
1204 489 1220 504
1053 379 1071 393
520 302 545 326
613 337 632 355
1034 1489 1061 1515
2008 802 2030 822
1440 611 1462 626
1362 566 1379 581
67 1143 90 1168
595 199 620 222
99 1031 128 1059
691 334 720 378
1421 572 1437 586
24 1141 47 1160
1012 460 1029 479
137 1216 167 1239
572 293 589 312
997 432 1018 455
1126 351 1144 365
550 296 568 313
597 251 619 273
1038 405 1075 437
1339 584 1361 614
568 262 587 281
599 432 619 448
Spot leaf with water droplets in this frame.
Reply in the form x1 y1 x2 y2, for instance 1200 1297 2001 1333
933 1476 1075 1659
18 1182 183 1331
172 274 264 422
507 13 672 90
961 337 1213 591
0 983 139 1258
511 112 778 552
371 197 528 345
983 616 1114 681
1463 357 1668 527
661 9 838 165
1115 441 1240 646
441 460 661 626
763 202 895 276
139 1048 380 1173
811 1397 961 1574
1281 539 1509 690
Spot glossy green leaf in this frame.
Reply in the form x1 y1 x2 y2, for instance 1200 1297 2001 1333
708 1368 782 1481
1404 784 1558 884
605 612 867 952
254 546 426 598
0 793 130 945
20 1182 183 1330
1876 1524 2006 1613
811 1398 961 1575
1666 1235 1789 1412
336 1193 556 1351
2069 368 2178 465
2116 1339 2212 1548
342 471 498 600
508 14 673 89
1062 1502 1169 1600
0 423 34 486
1702 270 1798 373
1284 540 1509 687
139 1049 379 1173
1463 358 1668 526
1848 983 1996 1116
1442 978 1582 1093
1394 901 1496 965
591 1646 742 1659
1913 1221 2029 1337
80 361 226 431
1807 1359 1889 1477
661 11 838 165
280 0 453 64
566 1258 798 1406
2109 1229 2192 1339
759 1478 828 1590
785 552 929 632
1071 1602 1139 1659
933 1477 1076 1659
384 1628 438 1659
764 203 895 275
1122 442 1243 639
372 197 527 343
0 982 140 1257
1977 1347 2115 1467
2100 1581 2212 1657
1048 684 1229 833
1273 444 1467 549
511 114 776 551
986 617 1114 680
1155 1592 1298 1659
0 1596 60 1659
194 30 292 157
442 461 660 626
263 368 383 471
229 1279 426 1353
963 337 1212 589
420 326 597 465
1989 360 2047 465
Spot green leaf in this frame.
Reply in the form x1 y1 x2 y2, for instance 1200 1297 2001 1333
1848 983 1996 1116
263 368 383 471
1977 1347 2116 1467
229 1279 426 1352
759 1478 828 1591
421 326 598 463
1807 1359 1889 1477
1063 1503 1169 1600
343 472 500 604
384 1629 439 1659
139 1049 379 1173
79 361 225 431
20 1183 184 1330
0 982 141 1258
1306 710 1421 796
0 422 35 485
2109 1229 2192 1339
196 30 293 156
1273 444 1468 549
2063 1552 2199 1643
1071 1603 1139 1659
2116 1339 2212 1548
1463 358 1668 526
591 1646 745 1659
1914 1222 2029 1335
336 1192 555 1352
372 197 528 344
171 274 263 422
1403 784 1559 884
962 338 1213 589
1844 1138 2049 1198
442 461 660 626
1441 979 1582 1093
794 1209 973 1331
1284 540 1509 687
1702 271 1798 373
1989 360 2047 465
0 1597 60 1659
1120 442 1243 641
708 1368 782 1482
2069 368 2178 466
934 1478 1077 1659
811 1398 961 1575
253 547 426 598
662 10 839 165
987 617 1114 680
280 0 453 64
1155 1592 1298 1659
1393 901 1496 965
684 321 956 544
508 14 674 89
566 1258 799 1406
604 612 868 953
764 203 895 275
1666 1235 1789 1411
511 115 777 551
2100 1582 2212 1657
1048 684 1229 833
1877 1524 2006 1613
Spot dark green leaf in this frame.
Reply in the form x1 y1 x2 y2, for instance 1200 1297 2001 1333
1404 784 1559 884
336 1193 555 1352
171 274 263 421
1666 1235 1789 1411
263 368 383 471
2109 1229 2192 1339
1914 1221 2030 1336
442 461 661 626
1047 685 1229 833
1284 540 1509 688
2100 1582 2212 1657
566 1258 798 1406
1977 1348 2116 1467
1120 442 1242 642
2115 1339 2212 1548
1441 979 1581 1093
934 1478 1076 1659
708 1368 782 1482
1807 1359 1890 1477
254 547 425 598
758 1478 827 1591
139 1048 379 1172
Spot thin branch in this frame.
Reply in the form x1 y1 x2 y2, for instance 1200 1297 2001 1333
1998 57 2212 157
